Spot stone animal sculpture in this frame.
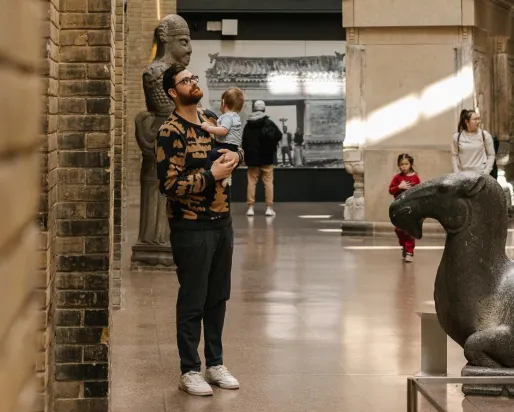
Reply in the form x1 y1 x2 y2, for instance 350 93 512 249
390 171 514 397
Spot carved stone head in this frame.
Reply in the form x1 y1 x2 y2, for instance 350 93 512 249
157 14 192 67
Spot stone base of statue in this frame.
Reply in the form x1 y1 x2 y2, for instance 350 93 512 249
131 110 172 271
462 364 514 397
131 243 175 271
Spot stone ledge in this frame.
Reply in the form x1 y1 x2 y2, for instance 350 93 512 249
340 220 445 238
131 243 175 271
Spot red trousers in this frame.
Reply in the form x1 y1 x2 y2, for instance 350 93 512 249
395 228 415 254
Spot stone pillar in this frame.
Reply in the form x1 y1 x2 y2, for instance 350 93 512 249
491 38 514 209
0 0 42 411
342 37 366 222
52 0 115 410
341 0 514 235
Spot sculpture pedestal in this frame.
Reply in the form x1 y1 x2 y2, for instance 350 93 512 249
131 243 175 271
462 364 514 397
416 301 447 377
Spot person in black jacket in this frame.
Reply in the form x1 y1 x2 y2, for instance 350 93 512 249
241 100 282 216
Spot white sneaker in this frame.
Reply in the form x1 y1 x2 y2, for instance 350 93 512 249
178 371 213 396
404 253 413 263
246 206 255 216
265 207 276 217
205 365 239 390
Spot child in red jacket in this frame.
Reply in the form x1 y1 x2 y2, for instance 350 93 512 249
389 153 421 262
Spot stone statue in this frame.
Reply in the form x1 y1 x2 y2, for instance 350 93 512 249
390 171 514 397
132 14 192 268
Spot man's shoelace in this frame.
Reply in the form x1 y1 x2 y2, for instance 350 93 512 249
210 365 232 377
185 372 205 385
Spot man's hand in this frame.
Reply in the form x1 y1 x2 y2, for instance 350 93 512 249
217 149 240 165
211 156 236 181
201 121 212 132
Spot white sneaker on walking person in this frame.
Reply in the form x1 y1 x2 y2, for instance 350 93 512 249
246 206 255 216
265 207 276 217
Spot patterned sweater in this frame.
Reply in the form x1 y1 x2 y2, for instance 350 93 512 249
155 108 244 230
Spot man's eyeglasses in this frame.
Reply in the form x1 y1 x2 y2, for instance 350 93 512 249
175 75 199 87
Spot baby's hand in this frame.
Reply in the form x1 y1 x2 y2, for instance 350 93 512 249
201 122 211 131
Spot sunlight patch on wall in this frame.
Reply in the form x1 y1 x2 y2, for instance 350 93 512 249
345 64 474 146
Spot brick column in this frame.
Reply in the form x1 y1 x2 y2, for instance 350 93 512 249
0 0 42 411
39 1 60 410
53 0 115 410
111 0 125 309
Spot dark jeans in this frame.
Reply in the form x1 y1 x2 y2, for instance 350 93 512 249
207 142 239 169
281 146 292 165
171 224 234 374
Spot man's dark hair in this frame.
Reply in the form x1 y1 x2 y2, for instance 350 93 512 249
162 63 186 99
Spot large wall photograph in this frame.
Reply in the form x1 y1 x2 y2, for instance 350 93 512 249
189 40 347 168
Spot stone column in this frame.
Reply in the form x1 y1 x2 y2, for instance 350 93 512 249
342 36 366 222
0 0 42 411
492 37 514 210
341 0 514 235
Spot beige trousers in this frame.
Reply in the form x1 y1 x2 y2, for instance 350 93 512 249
247 165 274 207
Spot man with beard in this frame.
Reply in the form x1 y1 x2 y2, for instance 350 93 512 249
155 63 243 396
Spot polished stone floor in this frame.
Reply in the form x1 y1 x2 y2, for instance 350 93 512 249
111 203 514 412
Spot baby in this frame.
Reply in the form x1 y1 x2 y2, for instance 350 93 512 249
201 87 244 187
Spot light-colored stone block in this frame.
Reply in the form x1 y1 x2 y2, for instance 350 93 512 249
349 0 463 28
416 300 448 376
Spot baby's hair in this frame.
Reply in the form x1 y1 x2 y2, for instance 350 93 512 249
397 153 415 173
221 88 245 112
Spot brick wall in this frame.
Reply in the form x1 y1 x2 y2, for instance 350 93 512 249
52 0 115 410
39 1 60 410
125 0 177 207
111 0 125 309
0 0 42 411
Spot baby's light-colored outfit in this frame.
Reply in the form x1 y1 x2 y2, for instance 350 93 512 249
217 111 242 146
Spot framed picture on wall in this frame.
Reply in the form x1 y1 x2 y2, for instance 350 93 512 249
189 40 347 168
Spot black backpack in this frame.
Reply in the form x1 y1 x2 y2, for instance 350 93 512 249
457 130 499 179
